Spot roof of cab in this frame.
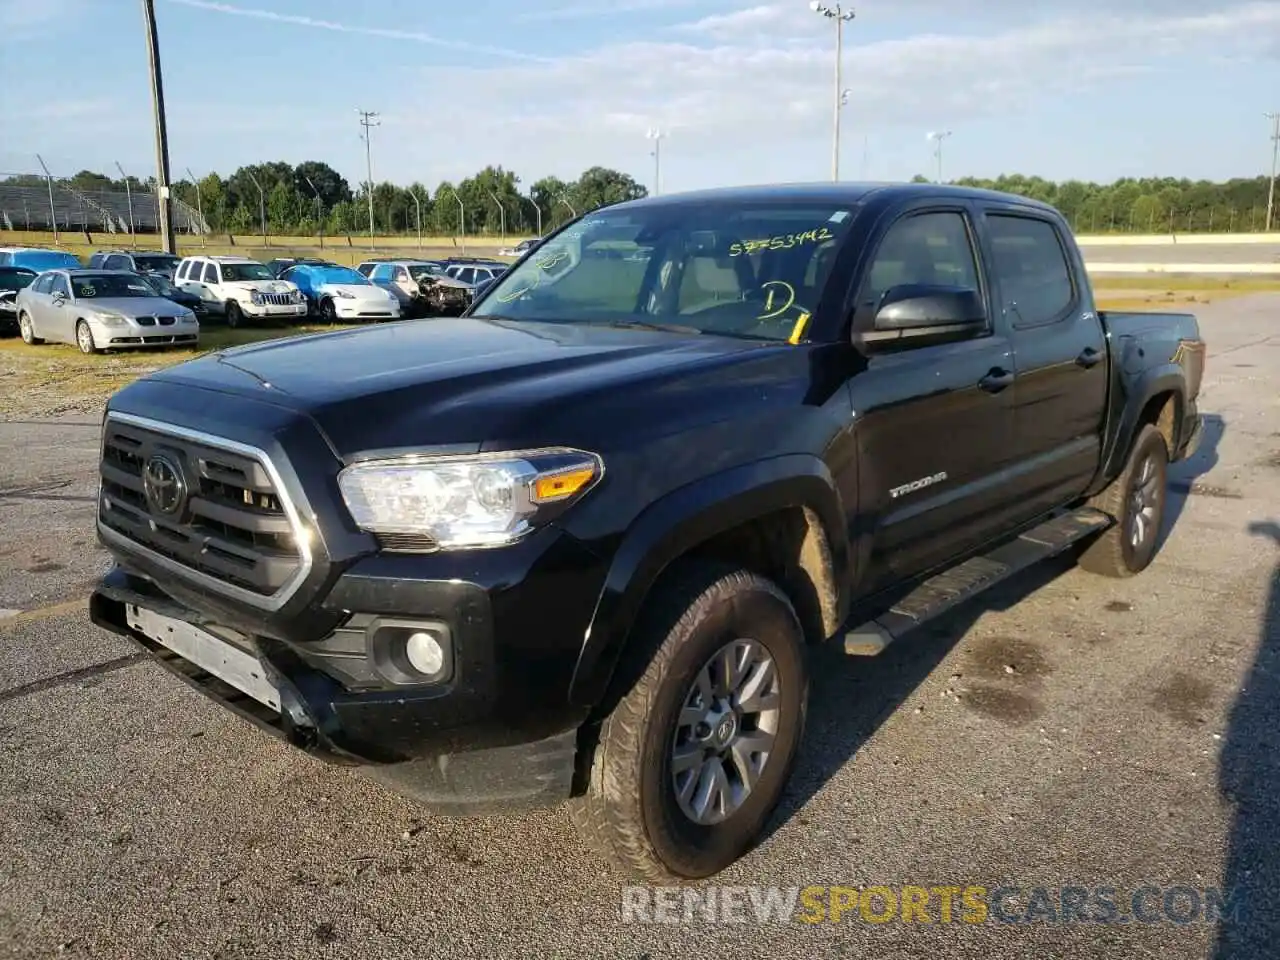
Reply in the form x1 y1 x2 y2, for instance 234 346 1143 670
608 181 1058 214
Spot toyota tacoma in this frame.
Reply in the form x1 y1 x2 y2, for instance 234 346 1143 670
90 183 1205 881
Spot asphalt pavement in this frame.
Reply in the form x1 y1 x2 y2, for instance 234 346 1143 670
2 297 1279 958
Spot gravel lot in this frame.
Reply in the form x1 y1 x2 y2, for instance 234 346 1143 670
1 297 1279 959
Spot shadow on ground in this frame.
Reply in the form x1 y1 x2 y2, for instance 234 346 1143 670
764 415 1223 845
1214 520 1280 957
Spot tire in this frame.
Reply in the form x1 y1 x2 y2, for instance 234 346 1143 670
1077 423 1169 578
76 320 98 355
18 311 43 345
571 562 809 882
319 298 337 324
225 301 243 328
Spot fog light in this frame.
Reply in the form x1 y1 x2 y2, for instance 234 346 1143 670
405 631 444 675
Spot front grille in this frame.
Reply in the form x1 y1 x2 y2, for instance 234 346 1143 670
98 417 306 602
134 316 176 327
257 293 295 306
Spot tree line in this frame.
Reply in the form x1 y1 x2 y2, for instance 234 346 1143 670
1 163 648 238
3 165 1274 236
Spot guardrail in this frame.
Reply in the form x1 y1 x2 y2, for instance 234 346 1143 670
1075 233 1280 246
1084 262 1280 274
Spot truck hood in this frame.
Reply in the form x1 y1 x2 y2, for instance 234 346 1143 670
137 316 793 456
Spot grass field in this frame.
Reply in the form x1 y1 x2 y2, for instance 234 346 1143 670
1090 275 1280 311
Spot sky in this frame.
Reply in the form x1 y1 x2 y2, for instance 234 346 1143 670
0 0 1277 194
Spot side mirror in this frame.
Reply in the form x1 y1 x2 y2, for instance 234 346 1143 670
860 284 986 349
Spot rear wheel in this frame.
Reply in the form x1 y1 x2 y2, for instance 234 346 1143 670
572 562 809 881
76 320 98 355
18 311 43 345
1078 423 1169 578
225 300 243 328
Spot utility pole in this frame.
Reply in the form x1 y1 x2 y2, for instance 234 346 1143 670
141 0 176 253
115 162 136 238
184 167 205 247
927 130 952 183
810 2 855 181
441 186 465 253
358 109 380 248
526 196 542 237
646 128 664 195
1266 111 1279 233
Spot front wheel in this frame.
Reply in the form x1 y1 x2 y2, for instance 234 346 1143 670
18 311 43 345
76 320 98 355
225 300 243 328
1078 423 1169 578
572 562 809 882
319 297 338 324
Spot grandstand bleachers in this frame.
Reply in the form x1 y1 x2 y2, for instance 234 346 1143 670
0 183 207 235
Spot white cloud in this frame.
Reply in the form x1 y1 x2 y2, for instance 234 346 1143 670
513 0 714 21
413 2 1277 143
163 0 554 62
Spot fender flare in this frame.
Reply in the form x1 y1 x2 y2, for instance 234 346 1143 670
1096 363 1184 487
567 454 849 707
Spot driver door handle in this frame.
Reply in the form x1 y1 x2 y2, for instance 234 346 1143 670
1076 346 1102 368
978 367 1014 393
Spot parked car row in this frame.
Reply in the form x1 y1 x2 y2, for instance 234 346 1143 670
0 245 514 345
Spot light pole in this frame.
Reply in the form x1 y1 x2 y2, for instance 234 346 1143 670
357 109 380 247
245 169 266 246
303 174 323 248
141 0 175 253
184 166 205 247
558 193 577 218
488 190 506 244
810 1 855 181
115 162 136 238
1266 111 1279 233
441 186 465 253
927 130 952 183
35 154 57 244
525 196 542 237
646 128 664 195
408 187 423 251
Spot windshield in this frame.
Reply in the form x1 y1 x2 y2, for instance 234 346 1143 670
471 202 854 341
313 265 369 285
0 268 36 292
72 273 156 298
220 262 274 282
139 274 179 296
134 254 179 272
16 251 81 271
408 263 446 280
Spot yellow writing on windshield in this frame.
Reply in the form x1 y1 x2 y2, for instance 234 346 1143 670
536 250 569 270
730 226 833 257
757 280 796 320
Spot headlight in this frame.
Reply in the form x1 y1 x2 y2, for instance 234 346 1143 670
95 312 127 326
332 289 355 299
250 291 264 305
181 311 197 323
292 289 305 303
337 448 603 548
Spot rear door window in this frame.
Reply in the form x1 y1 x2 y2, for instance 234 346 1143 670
985 214 1076 327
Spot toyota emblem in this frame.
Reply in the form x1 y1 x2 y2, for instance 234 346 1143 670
142 453 186 516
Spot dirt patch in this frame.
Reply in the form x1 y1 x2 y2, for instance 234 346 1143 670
1151 671 1213 728
965 635 1052 680
961 684 1044 724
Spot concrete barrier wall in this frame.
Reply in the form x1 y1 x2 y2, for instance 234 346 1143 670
1084 262 1280 274
1075 233 1280 246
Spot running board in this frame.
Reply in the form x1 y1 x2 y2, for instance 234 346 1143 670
842 507 1113 656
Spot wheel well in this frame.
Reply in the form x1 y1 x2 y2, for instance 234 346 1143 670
680 506 840 644
1139 391 1178 453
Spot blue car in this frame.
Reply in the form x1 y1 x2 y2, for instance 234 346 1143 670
0 248 83 271
279 263 402 323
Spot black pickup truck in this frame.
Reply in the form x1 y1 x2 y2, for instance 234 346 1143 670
90 183 1205 882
